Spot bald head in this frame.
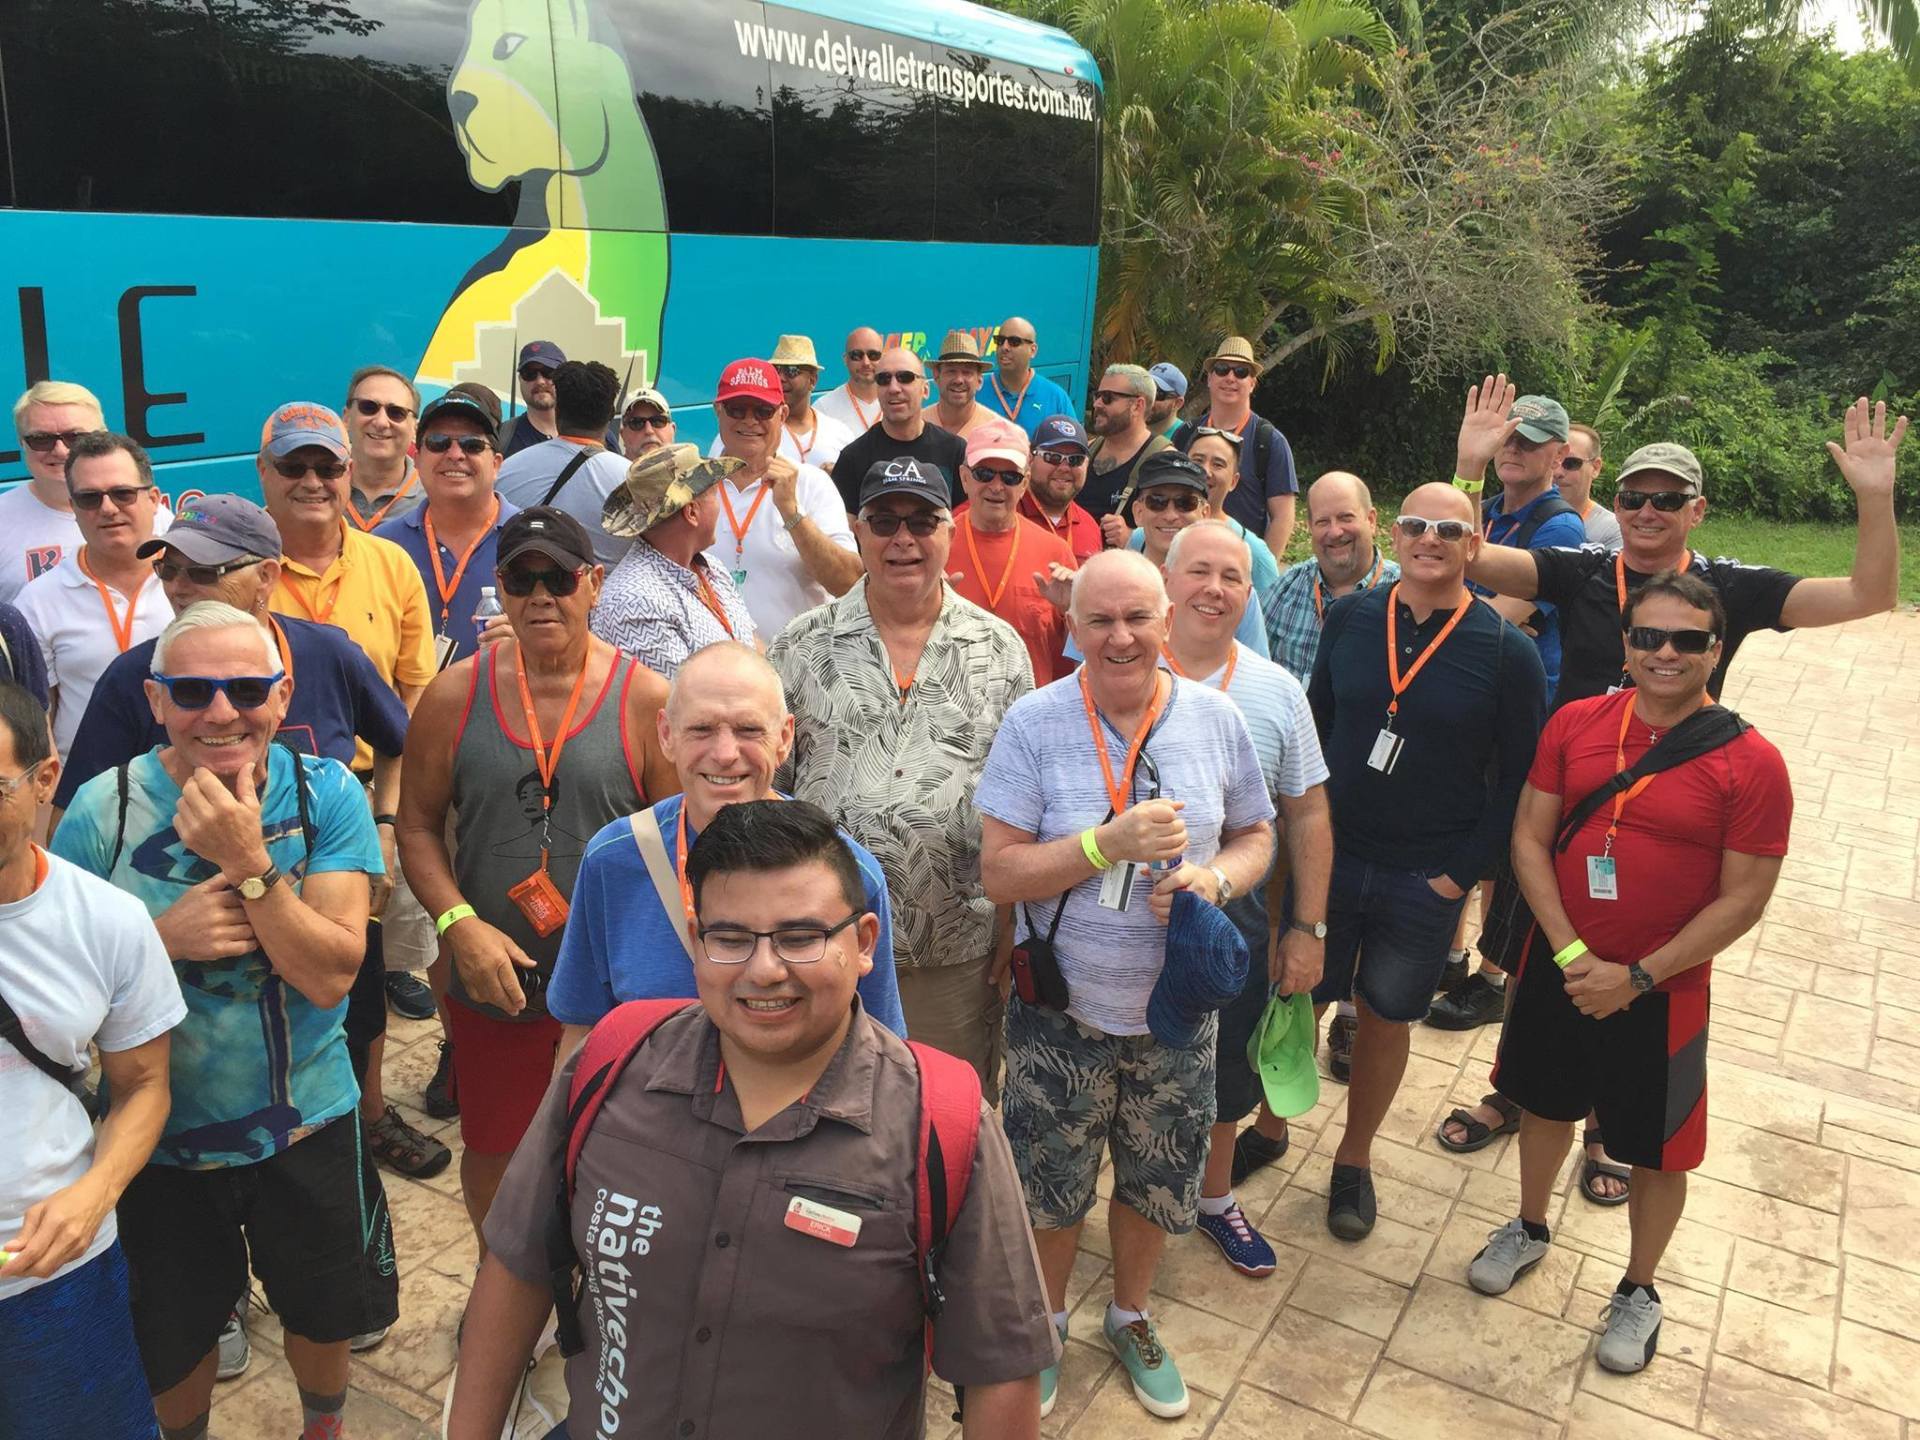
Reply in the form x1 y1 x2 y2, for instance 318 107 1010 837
1306 470 1380 585
1069 547 1167 620
668 641 786 722
1389 482 1480 586
1309 471 1372 517
1400 480 1475 523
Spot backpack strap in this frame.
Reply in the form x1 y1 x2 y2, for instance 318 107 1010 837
1251 416 1274 495
1554 704 1750 853
906 1039 981 1371
279 742 316 859
1506 493 1579 550
108 762 132 874
548 997 699 1356
537 449 595 509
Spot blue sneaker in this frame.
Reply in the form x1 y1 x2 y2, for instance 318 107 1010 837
1039 1315 1068 1417
1195 1199 1278 1277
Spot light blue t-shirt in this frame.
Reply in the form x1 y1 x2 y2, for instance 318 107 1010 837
52 746 383 1168
546 793 908 1038
979 371 1077 438
974 676 1274 1035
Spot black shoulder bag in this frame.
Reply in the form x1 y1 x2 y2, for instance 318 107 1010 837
1554 704 1750 854
536 449 596 509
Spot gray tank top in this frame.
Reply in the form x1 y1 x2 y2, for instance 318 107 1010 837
449 644 647 1020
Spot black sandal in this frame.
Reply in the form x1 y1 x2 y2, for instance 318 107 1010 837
1435 1093 1521 1154
1327 1163 1377 1241
1580 1127 1631 1206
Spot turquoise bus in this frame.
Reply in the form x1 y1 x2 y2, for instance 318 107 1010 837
0 0 1101 501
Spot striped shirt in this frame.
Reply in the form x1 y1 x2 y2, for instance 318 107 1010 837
1266 550 1399 682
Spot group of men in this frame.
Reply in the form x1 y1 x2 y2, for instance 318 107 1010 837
0 315 1905 1440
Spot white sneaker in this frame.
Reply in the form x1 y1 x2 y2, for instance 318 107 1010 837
215 1302 251 1381
440 1360 556 1440
1467 1218 1552 1295
350 1325 391 1353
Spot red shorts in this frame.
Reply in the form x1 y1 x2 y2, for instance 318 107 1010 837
443 998 564 1155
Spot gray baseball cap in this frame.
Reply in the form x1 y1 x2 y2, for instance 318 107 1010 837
1508 395 1570 443
138 493 282 566
1614 441 1705 493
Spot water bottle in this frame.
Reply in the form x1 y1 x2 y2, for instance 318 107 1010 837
472 585 504 629
1147 785 1181 873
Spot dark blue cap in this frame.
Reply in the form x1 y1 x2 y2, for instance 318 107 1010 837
858 457 951 512
518 340 566 371
1033 415 1089 454
1147 890 1250 1049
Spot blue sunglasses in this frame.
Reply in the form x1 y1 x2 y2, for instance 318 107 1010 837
150 672 286 710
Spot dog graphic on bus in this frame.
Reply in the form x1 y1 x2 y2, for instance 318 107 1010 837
415 0 669 402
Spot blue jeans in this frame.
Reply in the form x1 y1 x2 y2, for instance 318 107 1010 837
0 1241 158 1440
1311 850 1467 1022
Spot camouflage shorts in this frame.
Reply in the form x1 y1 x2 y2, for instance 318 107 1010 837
1001 998 1217 1235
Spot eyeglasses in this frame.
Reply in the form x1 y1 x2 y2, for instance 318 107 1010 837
21 429 88 453
773 365 815 379
861 511 944 537
1093 389 1138 406
722 401 778 422
1559 456 1593 472
69 484 156 511
622 412 672 431
518 364 556 383
0 758 47 802
150 672 285 710
846 348 882 362
874 370 923 388
153 557 263 586
994 335 1033 348
970 466 1024 486
272 458 348 481
1625 626 1718 654
1393 515 1474 542
698 912 863 964
1035 449 1086 468
421 433 492 456
350 397 413 423
1139 491 1202 514
1211 363 1253 380
1615 489 1696 512
497 564 584 598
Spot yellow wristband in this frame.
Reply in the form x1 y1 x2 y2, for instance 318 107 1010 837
1081 827 1113 872
1552 938 1588 969
1451 473 1485 495
435 903 476 935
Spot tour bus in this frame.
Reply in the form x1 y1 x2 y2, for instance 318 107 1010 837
0 0 1102 502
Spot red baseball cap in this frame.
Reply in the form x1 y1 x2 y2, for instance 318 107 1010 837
715 359 782 407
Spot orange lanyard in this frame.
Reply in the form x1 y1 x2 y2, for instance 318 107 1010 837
719 480 773 561
281 573 340 628
513 641 592 867
1613 550 1692 678
1383 584 1470 722
346 469 419 532
961 516 1023 609
989 371 1033 423
1314 553 1383 620
892 664 915 704
424 500 499 633
692 564 736 638
849 393 878 430
1601 695 1703 855
267 617 296 691
76 549 143 654
675 801 700 945
787 417 817 463
1164 645 1237 690
1079 667 1169 813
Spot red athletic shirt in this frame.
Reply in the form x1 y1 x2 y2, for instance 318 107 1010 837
947 509 1077 685
1528 690 1792 991
1016 492 1103 566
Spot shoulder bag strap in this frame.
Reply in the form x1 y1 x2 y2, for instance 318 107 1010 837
1554 705 1751 853
537 449 595 509
630 807 695 960
0 986 88 1092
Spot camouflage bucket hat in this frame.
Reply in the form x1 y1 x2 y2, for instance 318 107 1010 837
604 443 743 538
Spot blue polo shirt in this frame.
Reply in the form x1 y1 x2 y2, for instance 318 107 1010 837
546 793 908 1039
375 497 520 664
979 371 1078 439
1474 487 1587 699
53 615 410 810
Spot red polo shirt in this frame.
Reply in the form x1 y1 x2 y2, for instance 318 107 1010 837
948 507 1076 685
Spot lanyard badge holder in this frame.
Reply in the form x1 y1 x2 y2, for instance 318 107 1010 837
507 645 588 936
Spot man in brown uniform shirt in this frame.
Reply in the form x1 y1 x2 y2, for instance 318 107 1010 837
449 800 1056 1440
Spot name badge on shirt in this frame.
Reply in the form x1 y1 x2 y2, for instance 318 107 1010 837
1367 728 1404 774
432 631 459 673
1099 861 1140 911
1586 855 1618 901
785 1196 862 1248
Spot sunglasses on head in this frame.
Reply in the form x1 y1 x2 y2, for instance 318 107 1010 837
22 429 88 453
153 556 262 586
1616 489 1695 512
421 433 491 456
1140 491 1201 514
862 511 944 537
1393 515 1474 542
518 364 556 383
994 334 1033 348
1211 363 1253 380
875 370 923 388
1035 449 1086 468
1625 626 1718 654
721 400 778 422
970 466 1024 486
846 348 883 362
272 457 347 481
1193 425 1241 445
70 484 155 511
774 365 815 379
351 397 413 423
151 672 284 710
498 564 584 598
622 411 672 431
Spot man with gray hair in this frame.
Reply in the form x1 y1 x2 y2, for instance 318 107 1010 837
1085 363 1171 525
52 600 394 1440
977 547 1275 1421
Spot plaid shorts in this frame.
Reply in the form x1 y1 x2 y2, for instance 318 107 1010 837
1000 998 1217 1234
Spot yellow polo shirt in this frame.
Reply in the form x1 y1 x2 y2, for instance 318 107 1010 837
270 521 435 770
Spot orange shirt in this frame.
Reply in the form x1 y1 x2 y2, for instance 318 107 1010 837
947 510 1076 685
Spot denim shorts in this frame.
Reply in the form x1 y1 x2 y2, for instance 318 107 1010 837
1310 850 1467 1022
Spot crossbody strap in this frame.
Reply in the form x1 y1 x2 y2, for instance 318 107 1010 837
631 807 695 960
0 986 88 1092
1554 704 1750 853
537 449 595 509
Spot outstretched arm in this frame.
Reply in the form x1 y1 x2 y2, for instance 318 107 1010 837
1779 397 1906 628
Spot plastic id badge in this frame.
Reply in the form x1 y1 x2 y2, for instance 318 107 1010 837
785 1196 862 1247
1586 855 1618 901
1367 728 1404 773
1099 861 1140 911
433 631 459 673
508 867 571 936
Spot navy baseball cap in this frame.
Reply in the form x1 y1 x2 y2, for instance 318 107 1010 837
1147 890 1250 1049
1033 415 1089 454
518 340 566 371
858 458 951 512
1149 362 1189 399
419 385 502 435
139 492 282 566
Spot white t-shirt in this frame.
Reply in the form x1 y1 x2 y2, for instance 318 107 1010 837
707 409 857 472
0 488 174 607
815 385 883 437
701 464 856 642
0 848 183 1299
13 554 171 759
495 440 635 567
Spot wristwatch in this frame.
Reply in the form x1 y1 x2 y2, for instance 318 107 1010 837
1206 865 1233 904
1627 963 1656 994
237 863 282 901
1289 918 1329 940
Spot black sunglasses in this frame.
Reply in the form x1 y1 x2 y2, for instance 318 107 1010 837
272 458 347 481
1035 449 1086 468
22 429 88 453
862 511 944 537
497 565 584 597
1093 389 1139 406
421 433 491 456
1559 456 1592 472
994 335 1033 348
622 412 672 430
970 466 1024 486
1625 626 1718 654
1154 389 1178 403
70 484 156 511
773 364 815 379
1211 363 1253 380
1139 491 1202 513
151 672 284 710
1616 489 1696 512
846 349 882 362
153 556 263 586
722 401 778 422
518 364 556 383
351 397 413 423
874 370 923 387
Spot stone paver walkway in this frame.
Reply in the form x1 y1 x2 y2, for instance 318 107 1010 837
211 615 1920 1439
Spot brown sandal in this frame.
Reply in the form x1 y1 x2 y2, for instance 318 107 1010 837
1436 1093 1521 1153
367 1102 452 1179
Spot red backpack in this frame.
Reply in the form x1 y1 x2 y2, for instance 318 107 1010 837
545 999 981 1371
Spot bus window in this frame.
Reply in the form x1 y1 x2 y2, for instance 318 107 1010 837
933 59 1099 247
